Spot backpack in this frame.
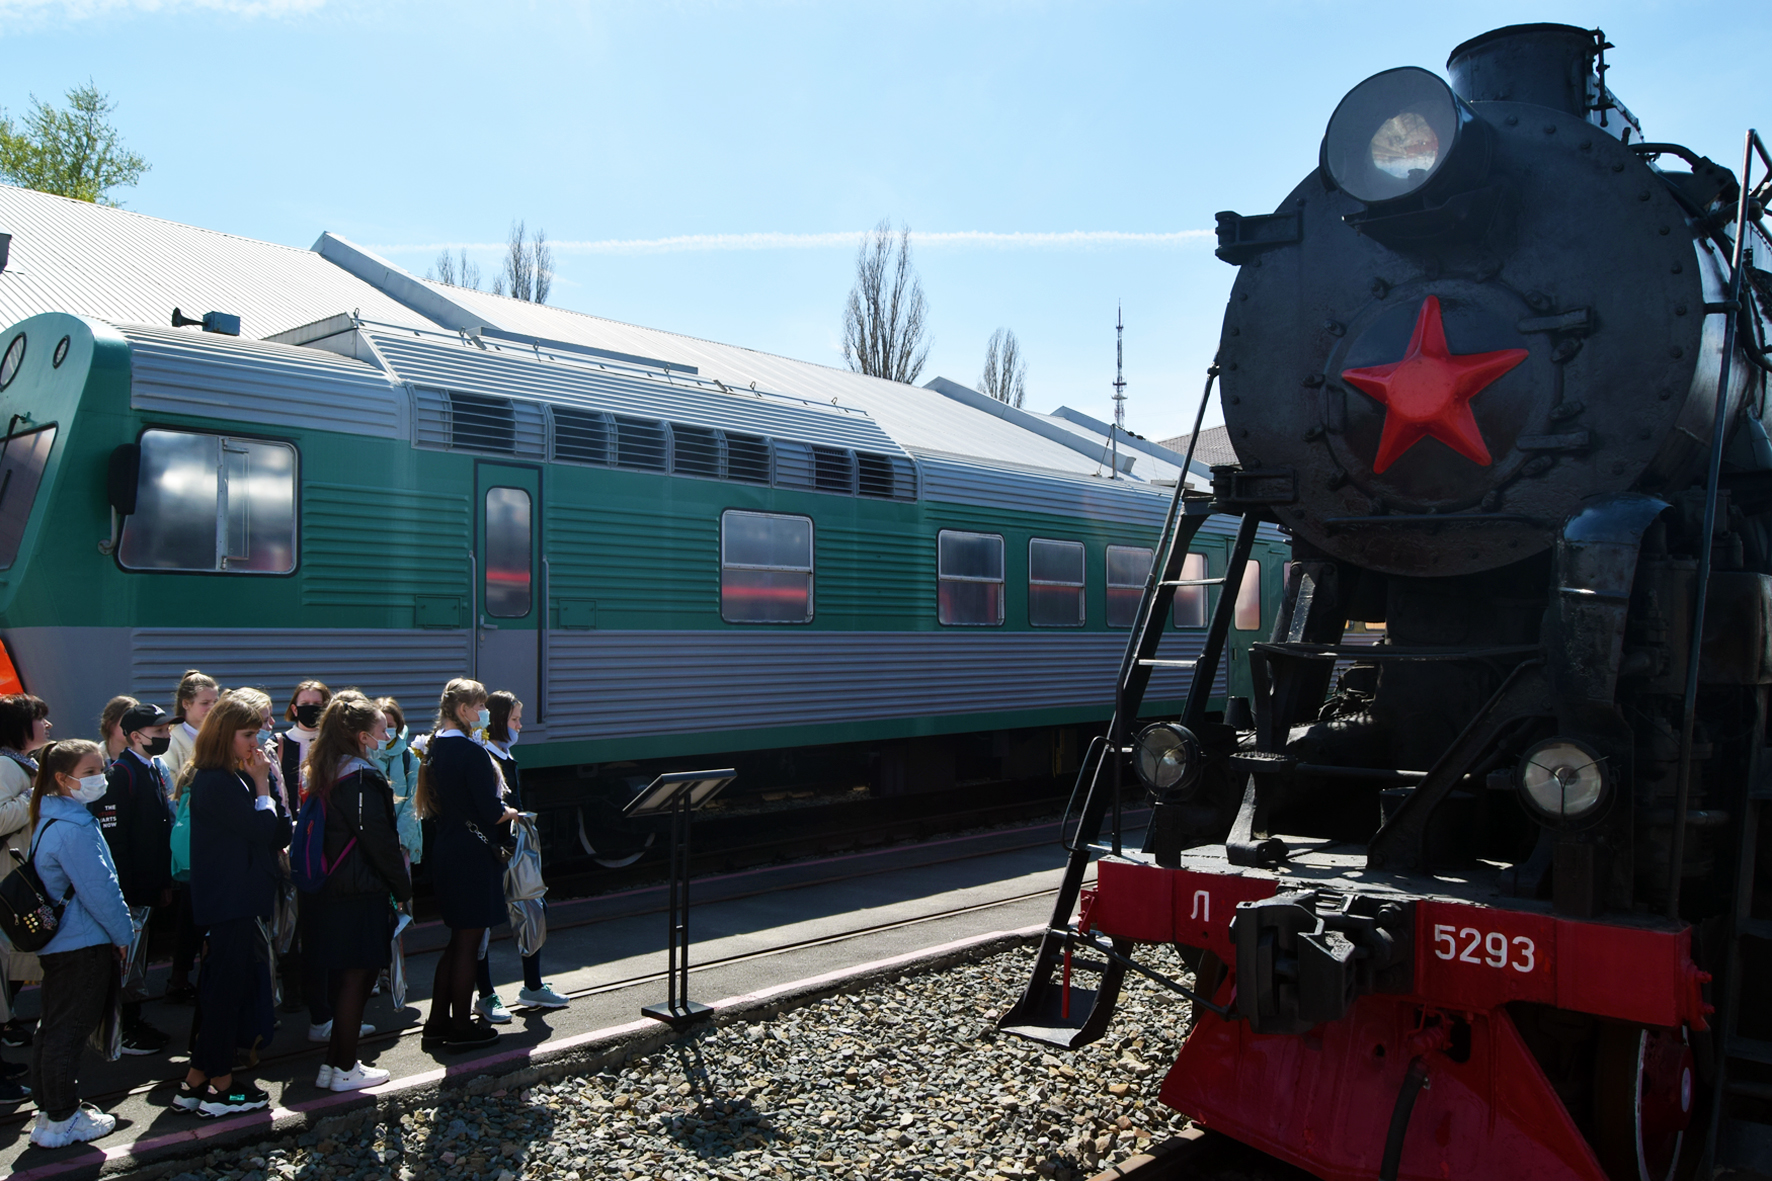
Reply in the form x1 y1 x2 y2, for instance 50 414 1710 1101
0 820 72 953
289 787 360 894
169 790 192 883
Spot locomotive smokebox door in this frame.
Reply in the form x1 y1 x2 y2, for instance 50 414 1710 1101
1213 28 1739 579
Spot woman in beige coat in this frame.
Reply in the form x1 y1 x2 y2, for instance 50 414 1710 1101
0 693 53 1036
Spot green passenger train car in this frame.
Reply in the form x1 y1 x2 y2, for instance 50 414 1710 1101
0 310 1288 858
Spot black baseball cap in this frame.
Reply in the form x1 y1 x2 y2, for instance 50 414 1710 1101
120 702 171 735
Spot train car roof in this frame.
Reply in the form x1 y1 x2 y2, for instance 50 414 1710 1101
0 184 1202 506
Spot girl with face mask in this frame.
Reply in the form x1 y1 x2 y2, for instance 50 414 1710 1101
278 682 331 804
163 671 218 786
473 692 568 1022
24 739 136 1148
413 678 515 1050
0 693 53 1052
90 703 177 1056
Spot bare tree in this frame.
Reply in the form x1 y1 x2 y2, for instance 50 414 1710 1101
497 219 554 303
426 248 483 290
979 328 1026 408
842 220 929 383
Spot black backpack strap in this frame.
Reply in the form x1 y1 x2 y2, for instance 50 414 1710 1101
25 819 75 903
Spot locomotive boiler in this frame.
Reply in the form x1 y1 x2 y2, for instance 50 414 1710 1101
1005 23 1772 1181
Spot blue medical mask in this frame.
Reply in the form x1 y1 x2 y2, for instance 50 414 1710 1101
505 729 519 747
476 708 491 728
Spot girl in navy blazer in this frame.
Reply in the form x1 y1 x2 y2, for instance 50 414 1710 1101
179 694 291 1118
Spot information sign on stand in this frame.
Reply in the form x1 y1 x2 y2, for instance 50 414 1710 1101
625 769 737 1027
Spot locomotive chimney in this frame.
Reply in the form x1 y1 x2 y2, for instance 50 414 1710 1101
1445 23 1597 117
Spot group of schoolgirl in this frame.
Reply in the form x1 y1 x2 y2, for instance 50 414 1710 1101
0 672 563 1150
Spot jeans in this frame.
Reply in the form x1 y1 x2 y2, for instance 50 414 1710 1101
33 944 115 1121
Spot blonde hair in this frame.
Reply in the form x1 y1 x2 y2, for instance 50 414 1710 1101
189 696 267 779
414 678 486 819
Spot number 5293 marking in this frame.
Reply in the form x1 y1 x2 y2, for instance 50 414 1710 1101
1433 923 1536 973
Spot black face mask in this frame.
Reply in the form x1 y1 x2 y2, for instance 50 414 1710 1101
144 735 171 757
295 704 323 728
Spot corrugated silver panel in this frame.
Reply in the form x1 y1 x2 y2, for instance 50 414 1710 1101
543 629 1208 742
367 331 906 458
915 450 1173 528
130 628 471 710
122 326 402 437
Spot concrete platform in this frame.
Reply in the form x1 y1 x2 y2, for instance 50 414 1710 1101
0 814 1137 1179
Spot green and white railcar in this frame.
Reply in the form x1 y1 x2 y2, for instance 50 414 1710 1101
0 311 1287 841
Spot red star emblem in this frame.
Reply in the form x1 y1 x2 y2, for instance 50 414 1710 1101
1340 296 1528 474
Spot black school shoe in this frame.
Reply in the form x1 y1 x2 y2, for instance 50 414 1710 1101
0 1021 31 1048
121 1021 170 1056
443 1019 500 1049
419 1021 450 1050
170 1080 205 1115
0 1079 27 1104
197 1081 270 1118
0 1059 25 1082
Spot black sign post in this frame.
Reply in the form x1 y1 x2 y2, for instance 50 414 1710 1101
625 769 737 1027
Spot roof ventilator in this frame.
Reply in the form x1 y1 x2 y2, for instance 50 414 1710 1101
614 416 669 471
171 307 242 336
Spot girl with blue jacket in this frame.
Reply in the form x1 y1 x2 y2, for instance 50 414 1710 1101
26 739 135 1149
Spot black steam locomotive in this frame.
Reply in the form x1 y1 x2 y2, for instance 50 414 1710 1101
1005 23 1771 1181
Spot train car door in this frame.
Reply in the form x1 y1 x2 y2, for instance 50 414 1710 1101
474 463 541 720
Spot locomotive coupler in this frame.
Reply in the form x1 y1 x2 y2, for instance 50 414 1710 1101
1229 890 1415 1035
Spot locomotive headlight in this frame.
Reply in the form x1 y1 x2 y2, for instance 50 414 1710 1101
1133 722 1204 799
1517 738 1610 824
1322 66 1488 206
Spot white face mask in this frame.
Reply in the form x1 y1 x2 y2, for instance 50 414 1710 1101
476 708 491 728
374 734 390 754
70 774 108 804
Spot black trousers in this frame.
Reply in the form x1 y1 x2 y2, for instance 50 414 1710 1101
33 944 115 1121
195 918 265 1078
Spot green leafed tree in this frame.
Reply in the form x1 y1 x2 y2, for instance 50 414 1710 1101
0 83 149 206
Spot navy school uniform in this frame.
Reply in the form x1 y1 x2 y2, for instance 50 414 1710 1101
425 731 507 930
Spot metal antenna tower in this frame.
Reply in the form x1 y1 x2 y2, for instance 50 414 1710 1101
1110 303 1127 479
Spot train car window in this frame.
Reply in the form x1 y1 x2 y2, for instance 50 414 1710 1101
1172 552 1209 628
1105 545 1154 628
1028 538 1084 627
0 425 57 570
937 530 1004 626
1235 559 1263 630
722 510 813 624
484 487 532 618
118 429 296 574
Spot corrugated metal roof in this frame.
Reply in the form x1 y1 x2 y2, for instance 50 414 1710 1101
0 185 429 339
117 323 403 437
1157 424 1240 467
361 324 906 455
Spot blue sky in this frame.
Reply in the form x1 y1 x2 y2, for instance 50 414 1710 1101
2 0 1766 441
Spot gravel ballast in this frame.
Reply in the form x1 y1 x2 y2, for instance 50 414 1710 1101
156 945 1207 1181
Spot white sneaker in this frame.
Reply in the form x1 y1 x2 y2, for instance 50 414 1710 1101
314 1064 334 1089
328 1061 391 1092
517 983 570 1009
475 993 512 1024
307 1020 376 1042
31 1105 115 1147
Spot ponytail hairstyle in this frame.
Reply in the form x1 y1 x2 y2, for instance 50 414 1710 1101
172 669 219 725
486 690 522 744
414 678 486 819
285 680 333 724
304 694 384 802
29 739 104 827
99 695 139 748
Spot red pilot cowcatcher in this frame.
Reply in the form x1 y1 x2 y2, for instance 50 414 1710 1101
1341 295 1528 473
